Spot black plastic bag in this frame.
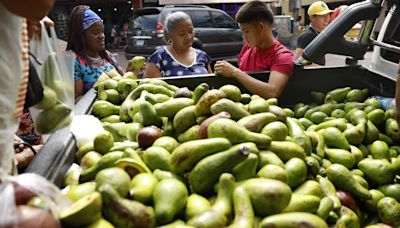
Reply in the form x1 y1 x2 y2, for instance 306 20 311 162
24 55 44 109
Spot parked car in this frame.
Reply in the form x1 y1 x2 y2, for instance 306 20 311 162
125 5 243 62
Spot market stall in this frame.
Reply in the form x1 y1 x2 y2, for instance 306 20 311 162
6 0 400 226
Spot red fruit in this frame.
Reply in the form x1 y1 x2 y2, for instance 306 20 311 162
137 126 163 149
13 182 37 205
198 112 231 139
0 205 60 228
336 189 358 212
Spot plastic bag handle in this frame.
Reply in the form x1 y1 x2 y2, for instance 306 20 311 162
39 20 60 54
49 26 59 53
39 21 54 55
0 180 15 214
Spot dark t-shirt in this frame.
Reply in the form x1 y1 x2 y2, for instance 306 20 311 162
297 26 325 65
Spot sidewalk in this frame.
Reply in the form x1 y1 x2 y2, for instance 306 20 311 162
110 48 128 68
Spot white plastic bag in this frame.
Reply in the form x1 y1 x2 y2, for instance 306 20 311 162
70 115 104 148
61 163 83 191
29 20 59 74
29 22 75 134
0 173 71 227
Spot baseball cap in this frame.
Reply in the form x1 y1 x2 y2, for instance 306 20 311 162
308 1 333 16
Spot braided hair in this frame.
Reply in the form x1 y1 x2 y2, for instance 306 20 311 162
66 5 123 75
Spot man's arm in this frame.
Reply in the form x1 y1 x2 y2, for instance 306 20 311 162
74 80 84 100
214 61 290 99
233 70 289 99
143 62 162 78
1 0 54 21
293 48 304 61
294 31 315 61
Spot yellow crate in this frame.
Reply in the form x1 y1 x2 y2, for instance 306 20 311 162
344 25 361 40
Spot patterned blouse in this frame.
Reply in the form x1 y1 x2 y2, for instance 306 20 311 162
148 47 211 77
74 51 117 93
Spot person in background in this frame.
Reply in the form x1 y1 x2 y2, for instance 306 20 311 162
0 0 55 176
144 11 212 78
66 5 124 99
214 1 293 99
111 24 119 48
293 1 333 63
122 21 129 46
104 20 113 48
329 5 348 23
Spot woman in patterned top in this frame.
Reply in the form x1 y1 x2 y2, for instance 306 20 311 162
144 11 212 78
66 5 124 99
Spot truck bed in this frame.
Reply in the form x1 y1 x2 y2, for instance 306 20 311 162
24 65 396 187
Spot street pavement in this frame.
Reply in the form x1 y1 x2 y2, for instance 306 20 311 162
112 48 374 71
325 52 372 67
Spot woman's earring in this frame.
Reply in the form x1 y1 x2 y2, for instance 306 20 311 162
168 39 172 45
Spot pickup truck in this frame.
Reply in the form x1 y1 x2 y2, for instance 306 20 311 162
21 0 400 227
18 0 400 227
25 0 399 187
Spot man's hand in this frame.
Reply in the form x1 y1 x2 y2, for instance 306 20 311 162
126 60 145 78
27 16 54 39
41 16 54 27
214 60 240 78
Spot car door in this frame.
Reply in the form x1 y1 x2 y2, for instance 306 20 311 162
370 5 400 80
209 10 243 58
126 9 162 56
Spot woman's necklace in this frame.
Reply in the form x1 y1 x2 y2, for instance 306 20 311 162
170 46 181 59
87 55 101 61
170 46 192 66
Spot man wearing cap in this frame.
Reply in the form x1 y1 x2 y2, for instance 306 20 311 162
293 1 333 64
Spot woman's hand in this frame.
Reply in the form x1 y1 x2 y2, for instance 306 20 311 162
214 60 240 78
126 62 145 78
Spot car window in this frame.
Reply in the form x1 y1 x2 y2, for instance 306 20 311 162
131 14 158 30
192 10 213 28
211 11 236 29
381 7 400 64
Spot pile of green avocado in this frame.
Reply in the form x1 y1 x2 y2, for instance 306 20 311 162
58 75 400 228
